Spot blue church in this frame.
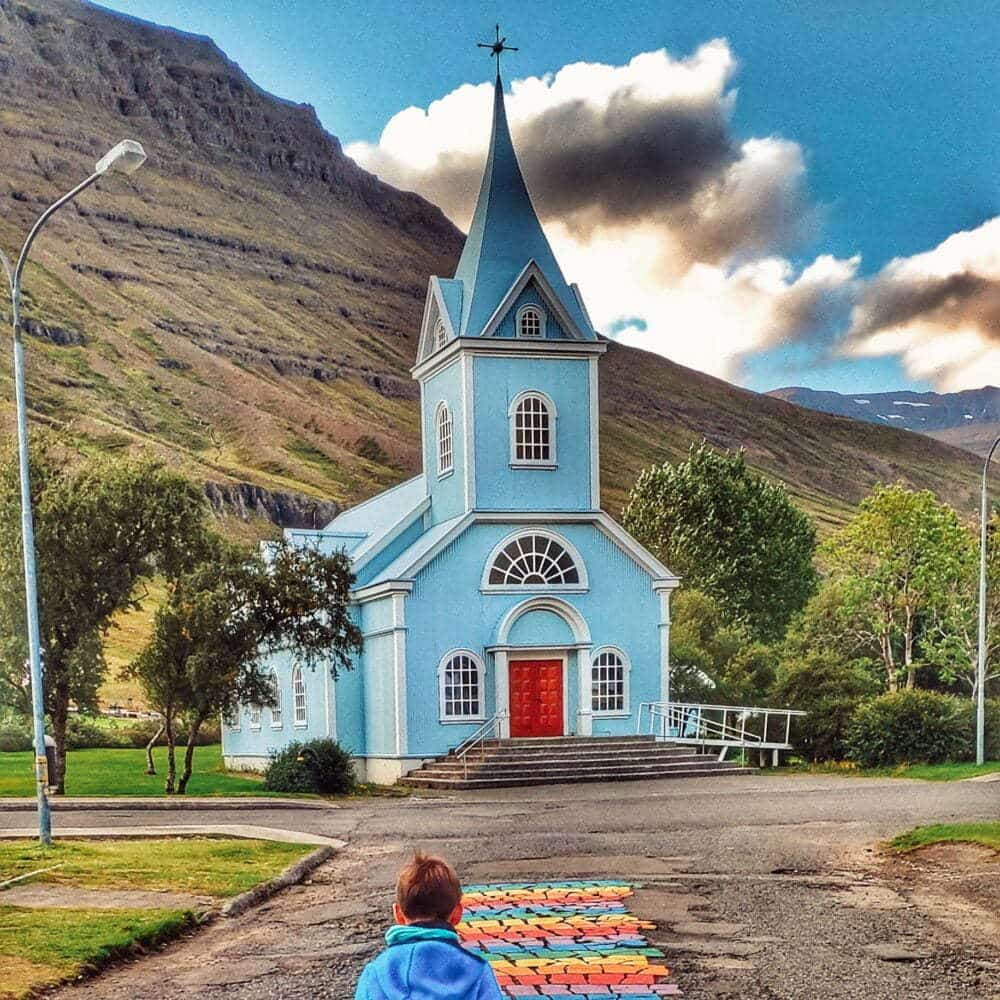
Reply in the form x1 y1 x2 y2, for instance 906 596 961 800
222 68 680 784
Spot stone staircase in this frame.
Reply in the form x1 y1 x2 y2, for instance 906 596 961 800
399 735 756 789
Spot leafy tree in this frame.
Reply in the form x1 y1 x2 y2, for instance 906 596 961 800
0 442 206 791
129 537 363 793
820 484 969 692
920 513 1000 700
624 443 817 642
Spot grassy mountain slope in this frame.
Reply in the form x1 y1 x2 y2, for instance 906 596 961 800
0 0 986 537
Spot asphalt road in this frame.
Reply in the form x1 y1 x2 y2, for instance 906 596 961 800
5 773 998 999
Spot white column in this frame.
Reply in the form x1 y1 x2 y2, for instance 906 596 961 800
576 646 593 735
494 649 510 738
391 592 408 756
657 587 673 705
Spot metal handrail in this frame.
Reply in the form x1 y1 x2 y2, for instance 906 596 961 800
452 710 509 778
637 700 806 750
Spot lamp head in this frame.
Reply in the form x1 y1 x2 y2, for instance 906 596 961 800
95 139 147 176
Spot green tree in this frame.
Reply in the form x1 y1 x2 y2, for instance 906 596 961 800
820 484 969 692
130 538 362 793
0 442 206 791
624 443 816 642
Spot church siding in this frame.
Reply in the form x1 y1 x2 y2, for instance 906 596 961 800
472 355 593 511
490 282 568 340
421 358 467 524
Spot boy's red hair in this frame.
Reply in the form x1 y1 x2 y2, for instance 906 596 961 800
396 852 462 921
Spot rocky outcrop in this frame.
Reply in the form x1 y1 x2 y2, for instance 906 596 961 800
203 482 340 530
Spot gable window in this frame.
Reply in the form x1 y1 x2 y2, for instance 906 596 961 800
436 402 454 477
591 648 629 715
517 305 544 338
484 530 585 589
439 650 485 722
292 665 307 727
510 391 556 466
434 318 448 351
269 670 282 728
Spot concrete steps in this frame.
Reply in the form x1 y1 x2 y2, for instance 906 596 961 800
400 735 756 789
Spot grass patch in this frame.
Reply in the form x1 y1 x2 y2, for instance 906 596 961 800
0 837 312 898
0 905 193 1000
888 821 1000 853
773 760 1000 781
0 745 277 797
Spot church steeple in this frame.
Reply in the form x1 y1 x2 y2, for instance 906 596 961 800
452 43 594 340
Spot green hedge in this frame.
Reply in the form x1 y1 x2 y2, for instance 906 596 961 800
0 713 220 752
262 739 355 795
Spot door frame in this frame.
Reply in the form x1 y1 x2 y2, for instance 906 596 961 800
494 647 571 738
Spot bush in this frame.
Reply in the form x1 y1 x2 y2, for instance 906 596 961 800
0 713 34 752
773 652 879 761
956 698 1000 761
262 739 355 795
847 690 968 768
0 713 221 752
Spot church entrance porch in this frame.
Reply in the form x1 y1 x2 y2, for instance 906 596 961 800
509 658 564 737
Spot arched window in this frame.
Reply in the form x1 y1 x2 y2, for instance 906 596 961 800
292 665 307 727
510 391 555 465
438 650 485 722
248 702 261 729
436 402 453 476
433 318 448 351
517 305 544 338
269 670 282 728
484 531 584 588
591 647 629 715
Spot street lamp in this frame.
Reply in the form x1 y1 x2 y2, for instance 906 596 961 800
977 435 1000 765
0 139 147 844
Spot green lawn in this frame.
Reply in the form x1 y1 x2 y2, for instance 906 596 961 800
775 760 1000 781
889 821 1000 853
0 745 277 797
0 837 312 898
0 905 192 1000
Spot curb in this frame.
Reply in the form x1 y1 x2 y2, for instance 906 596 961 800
0 796 331 812
0 824 346 848
221 844 337 918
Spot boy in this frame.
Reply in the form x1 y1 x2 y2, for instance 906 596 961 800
355 852 503 1000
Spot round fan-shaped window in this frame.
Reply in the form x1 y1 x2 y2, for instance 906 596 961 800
487 533 581 586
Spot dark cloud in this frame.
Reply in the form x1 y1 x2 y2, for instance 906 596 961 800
850 270 1000 342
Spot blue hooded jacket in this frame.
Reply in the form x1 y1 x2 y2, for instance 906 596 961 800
354 921 503 1000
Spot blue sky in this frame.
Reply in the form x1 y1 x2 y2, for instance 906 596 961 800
100 1 999 394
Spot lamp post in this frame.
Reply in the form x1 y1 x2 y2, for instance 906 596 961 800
977 435 1000 765
0 139 146 844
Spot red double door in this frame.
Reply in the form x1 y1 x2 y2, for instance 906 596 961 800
509 659 564 738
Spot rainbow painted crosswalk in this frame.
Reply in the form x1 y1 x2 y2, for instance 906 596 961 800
459 880 681 998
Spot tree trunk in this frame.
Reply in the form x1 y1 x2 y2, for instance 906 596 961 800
176 716 204 795
904 608 916 690
881 635 898 693
50 679 70 795
145 723 164 775
163 711 177 794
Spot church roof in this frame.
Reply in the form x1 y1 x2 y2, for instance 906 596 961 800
452 74 595 340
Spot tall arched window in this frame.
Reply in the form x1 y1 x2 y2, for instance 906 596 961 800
269 669 282 728
292 665 307 727
483 530 586 589
433 318 448 351
248 702 261 729
517 305 544 338
436 402 453 476
438 650 485 722
591 647 629 715
510 391 556 466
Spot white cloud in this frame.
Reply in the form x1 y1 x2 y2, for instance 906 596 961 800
845 217 1000 390
348 42 858 380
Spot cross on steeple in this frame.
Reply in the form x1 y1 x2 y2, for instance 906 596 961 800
477 24 518 80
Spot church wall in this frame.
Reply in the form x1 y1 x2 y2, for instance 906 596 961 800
360 595 405 758
473 355 594 511
402 521 662 757
354 517 425 587
421 357 467 524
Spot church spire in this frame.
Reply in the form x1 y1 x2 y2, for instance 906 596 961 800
452 34 593 339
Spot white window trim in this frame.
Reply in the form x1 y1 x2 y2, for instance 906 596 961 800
248 703 262 730
435 401 454 479
292 665 308 728
508 390 557 468
591 645 631 717
516 303 545 339
269 669 283 729
480 527 589 592
438 649 487 724
433 317 448 351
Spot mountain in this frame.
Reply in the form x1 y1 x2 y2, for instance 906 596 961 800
768 386 1000 459
0 0 987 538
